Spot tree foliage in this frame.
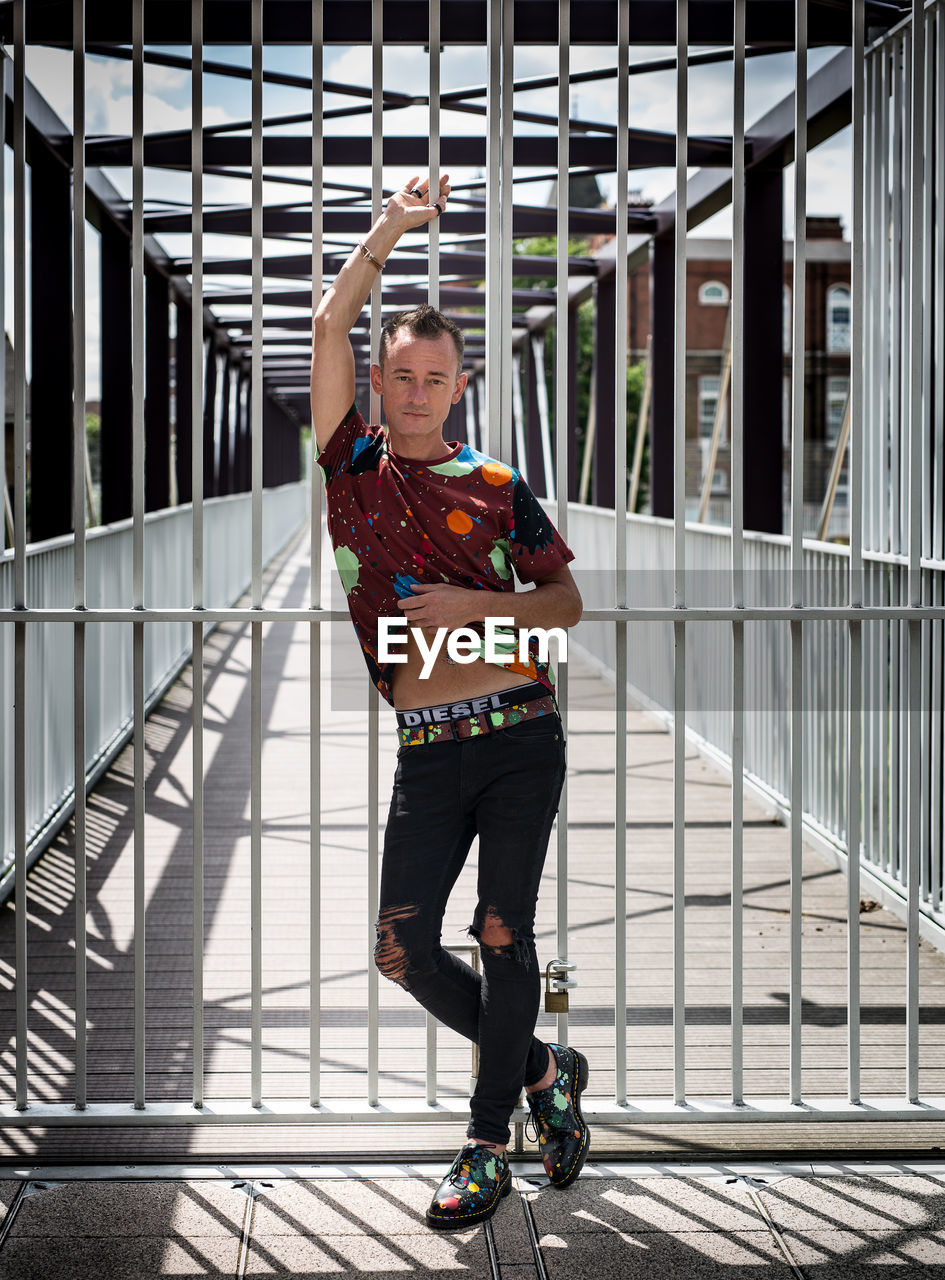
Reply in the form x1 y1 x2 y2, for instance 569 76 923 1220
514 236 648 507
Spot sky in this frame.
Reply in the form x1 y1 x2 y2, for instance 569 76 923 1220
11 38 854 399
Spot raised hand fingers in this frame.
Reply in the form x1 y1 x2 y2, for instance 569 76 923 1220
388 175 448 224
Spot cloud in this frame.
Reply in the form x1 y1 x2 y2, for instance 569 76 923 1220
25 47 231 136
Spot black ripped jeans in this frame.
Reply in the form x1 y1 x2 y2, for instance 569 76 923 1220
375 714 567 1146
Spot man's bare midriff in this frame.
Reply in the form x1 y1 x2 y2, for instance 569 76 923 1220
391 627 531 710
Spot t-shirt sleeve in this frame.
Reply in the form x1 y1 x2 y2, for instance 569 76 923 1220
315 403 377 488
506 475 575 584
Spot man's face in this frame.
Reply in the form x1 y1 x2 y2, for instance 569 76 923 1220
370 329 467 448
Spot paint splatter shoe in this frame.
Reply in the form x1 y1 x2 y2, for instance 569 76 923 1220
425 1143 512 1230
525 1043 590 1188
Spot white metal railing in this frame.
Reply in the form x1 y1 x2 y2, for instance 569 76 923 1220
1 0 943 1137
0 484 309 893
566 503 945 944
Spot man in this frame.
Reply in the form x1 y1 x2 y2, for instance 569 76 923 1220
310 173 588 1230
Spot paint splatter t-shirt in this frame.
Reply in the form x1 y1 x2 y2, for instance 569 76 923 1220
317 403 575 707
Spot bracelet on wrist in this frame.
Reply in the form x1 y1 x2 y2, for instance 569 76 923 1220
357 241 385 273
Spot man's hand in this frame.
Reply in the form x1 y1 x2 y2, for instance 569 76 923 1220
385 174 451 232
398 568 582 635
396 582 482 632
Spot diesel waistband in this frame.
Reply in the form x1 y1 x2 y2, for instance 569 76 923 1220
395 680 551 731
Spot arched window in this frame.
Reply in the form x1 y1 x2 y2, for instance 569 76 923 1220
698 280 729 306
827 284 851 353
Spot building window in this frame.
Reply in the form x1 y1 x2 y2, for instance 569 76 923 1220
826 376 850 505
826 377 849 445
698 280 729 306
698 375 721 439
698 375 726 494
827 284 851 353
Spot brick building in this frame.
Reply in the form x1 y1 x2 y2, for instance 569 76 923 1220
628 216 852 508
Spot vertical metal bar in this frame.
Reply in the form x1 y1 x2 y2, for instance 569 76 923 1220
863 49 877 868
191 0 205 1112
367 0 383 1109
672 0 688 1106
499 0 514 464
428 0 440 312
876 46 887 556
131 0 147 1111
788 0 808 1107
932 5 945 919
934 4 944 566
890 38 903 558
425 1013 438 1108
551 0 575 1068
12 0 27 1113
906 0 925 1103
0 50 5 552
730 0 746 1106
918 12 935 912
921 9 934 581
72 0 88 1112
532 338 554 500
484 0 501 459
424 0 441 1105
554 7 568 538
880 46 891 558
612 0 629 1101
847 0 865 1106
512 351 527 474
250 0 264 1108
309 0 323 1111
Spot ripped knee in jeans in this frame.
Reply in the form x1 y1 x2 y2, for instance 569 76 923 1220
469 906 533 967
374 903 419 988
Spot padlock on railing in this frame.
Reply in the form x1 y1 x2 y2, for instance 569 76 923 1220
544 958 578 1013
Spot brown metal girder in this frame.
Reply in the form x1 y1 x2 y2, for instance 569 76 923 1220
650 48 854 242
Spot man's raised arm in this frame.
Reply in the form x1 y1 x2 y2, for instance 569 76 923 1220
310 174 450 453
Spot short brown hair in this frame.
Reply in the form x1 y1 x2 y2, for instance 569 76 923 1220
379 304 465 374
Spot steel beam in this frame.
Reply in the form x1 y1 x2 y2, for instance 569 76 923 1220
143 204 659 237
144 265 171 511
174 297 193 504
99 213 133 524
85 131 731 171
743 161 785 535
594 270 617 509
6 1 898 48
29 133 73 541
649 234 675 518
202 338 218 499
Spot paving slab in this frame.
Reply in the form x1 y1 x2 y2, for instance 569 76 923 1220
244 1230 490 1275
0 1183 18 1218
252 1177 428 1236
782 1227 945 1270
6 1179 248 1238
0 1235 240 1280
757 1175 945 1233
531 1228 790 1278
526 1176 765 1237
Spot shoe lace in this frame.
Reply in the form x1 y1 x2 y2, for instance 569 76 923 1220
524 1110 539 1144
448 1143 495 1187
